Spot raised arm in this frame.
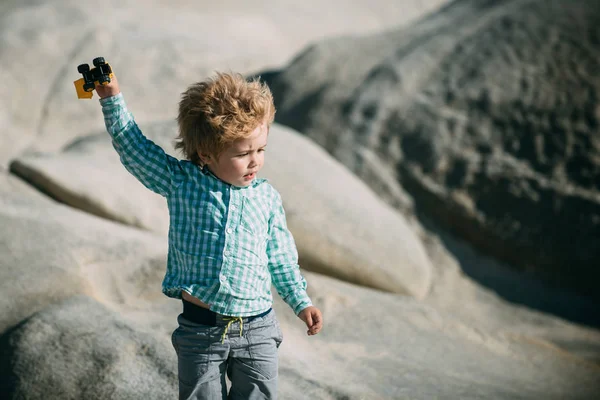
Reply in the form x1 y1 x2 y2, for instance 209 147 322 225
97 75 181 197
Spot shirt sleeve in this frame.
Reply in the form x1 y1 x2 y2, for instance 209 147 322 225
100 93 181 197
266 192 313 315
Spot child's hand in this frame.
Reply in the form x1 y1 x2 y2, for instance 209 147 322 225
95 74 121 99
298 306 323 336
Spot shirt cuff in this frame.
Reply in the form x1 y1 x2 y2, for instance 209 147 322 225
99 92 124 107
288 290 313 315
99 92 133 137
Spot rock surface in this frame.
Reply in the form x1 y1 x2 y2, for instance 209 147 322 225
0 296 177 400
2 0 600 398
0 173 168 335
0 0 447 166
265 0 600 298
0 176 598 398
10 121 433 298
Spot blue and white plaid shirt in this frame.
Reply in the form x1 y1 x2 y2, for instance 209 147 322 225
100 93 312 317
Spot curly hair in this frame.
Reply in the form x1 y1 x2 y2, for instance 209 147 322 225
175 72 275 165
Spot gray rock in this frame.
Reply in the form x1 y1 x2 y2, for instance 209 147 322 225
277 271 600 400
0 295 177 400
10 120 433 298
9 124 175 235
1 172 599 399
0 172 168 334
0 0 447 166
266 0 600 297
2 0 600 398
264 124 432 298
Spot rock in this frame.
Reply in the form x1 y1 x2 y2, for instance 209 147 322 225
420 226 600 361
9 123 175 235
10 121 433 298
264 124 431 298
2 273 599 399
0 172 168 334
3 0 600 398
276 271 600 400
0 295 177 400
0 0 447 166
265 0 600 298
1 172 599 399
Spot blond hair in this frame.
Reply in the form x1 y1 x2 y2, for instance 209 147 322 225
175 72 275 164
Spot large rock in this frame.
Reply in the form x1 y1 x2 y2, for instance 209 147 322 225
2 275 599 399
264 124 430 297
1 172 599 398
0 296 177 399
265 0 600 297
0 173 168 334
10 121 433 298
0 0 447 166
2 0 600 398
278 272 600 400
9 123 175 235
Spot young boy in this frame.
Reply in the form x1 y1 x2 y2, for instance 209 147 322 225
95 71 323 399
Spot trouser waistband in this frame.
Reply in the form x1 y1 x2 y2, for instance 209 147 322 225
181 299 271 326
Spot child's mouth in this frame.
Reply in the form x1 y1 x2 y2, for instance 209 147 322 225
244 172 256 180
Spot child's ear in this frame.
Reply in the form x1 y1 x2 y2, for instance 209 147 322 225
198 151 213 166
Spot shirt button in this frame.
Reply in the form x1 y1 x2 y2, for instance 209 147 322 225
226 228 232 234
219 274 227 283
224 250 230 256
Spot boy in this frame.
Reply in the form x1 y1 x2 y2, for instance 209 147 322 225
95 71 323 400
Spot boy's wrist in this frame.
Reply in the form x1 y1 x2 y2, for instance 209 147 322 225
100 92 120 100
293 298 313 316
99 92 123 104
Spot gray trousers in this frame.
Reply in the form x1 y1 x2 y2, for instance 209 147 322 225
171 309 283 400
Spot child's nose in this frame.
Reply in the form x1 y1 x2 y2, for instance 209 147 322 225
248 154 259 168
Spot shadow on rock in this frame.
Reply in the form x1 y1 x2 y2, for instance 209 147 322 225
421 214 600 329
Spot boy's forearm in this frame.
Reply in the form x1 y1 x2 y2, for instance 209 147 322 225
100 93 133 139
270 267 313 315
287 289 313 316
98 92 176 197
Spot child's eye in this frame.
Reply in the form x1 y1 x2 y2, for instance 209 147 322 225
258 148 266 153
237 153 249 157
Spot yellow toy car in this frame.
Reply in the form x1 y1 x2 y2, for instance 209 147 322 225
74 57 114 99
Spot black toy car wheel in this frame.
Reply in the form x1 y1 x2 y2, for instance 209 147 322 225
83 82 95 92
92 57 105 67
77 64 90 73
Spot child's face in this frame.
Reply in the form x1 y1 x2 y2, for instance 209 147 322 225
202 121 269 187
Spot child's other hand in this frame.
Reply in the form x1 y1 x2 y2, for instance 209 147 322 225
298 306 323 336
95 74 120 99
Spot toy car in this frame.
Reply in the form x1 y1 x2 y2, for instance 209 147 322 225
74 57 114 99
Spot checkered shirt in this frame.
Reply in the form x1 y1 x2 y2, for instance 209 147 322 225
100 93 312 317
